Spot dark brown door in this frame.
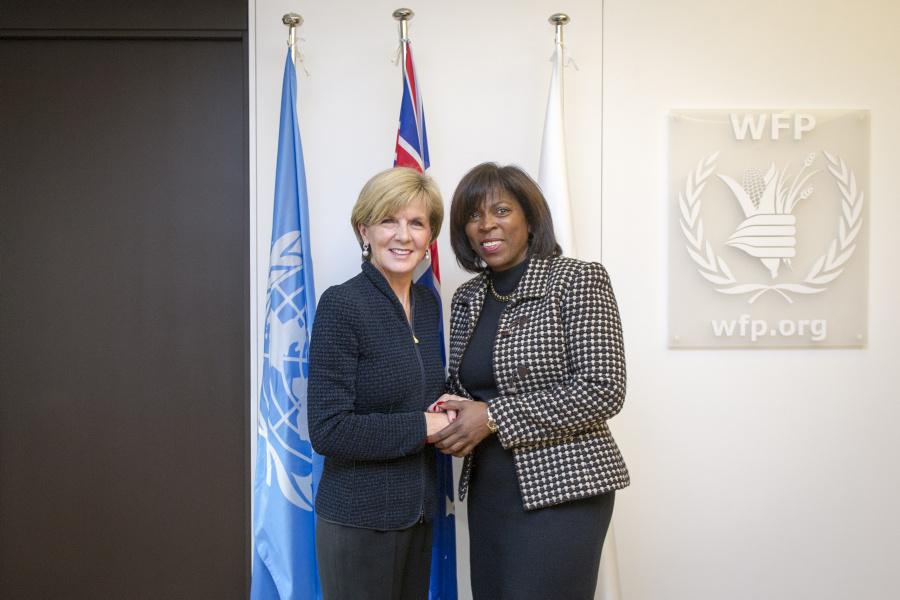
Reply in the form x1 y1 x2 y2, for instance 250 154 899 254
1 4 249 598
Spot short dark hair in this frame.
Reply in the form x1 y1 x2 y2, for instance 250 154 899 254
449 163 561 272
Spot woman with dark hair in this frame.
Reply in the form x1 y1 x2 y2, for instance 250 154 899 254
428 162 629 599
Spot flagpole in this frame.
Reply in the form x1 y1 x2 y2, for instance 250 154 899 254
539 13 621 599
251 14 320 600
550 11 621 598
538 12 576 256
389 9 457 599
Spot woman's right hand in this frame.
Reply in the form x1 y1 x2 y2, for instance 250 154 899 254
425 411 451 437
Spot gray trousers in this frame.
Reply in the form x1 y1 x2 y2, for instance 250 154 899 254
316 517 433 600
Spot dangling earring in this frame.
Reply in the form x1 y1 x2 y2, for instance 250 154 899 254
425 248 431 261
362 242 370 258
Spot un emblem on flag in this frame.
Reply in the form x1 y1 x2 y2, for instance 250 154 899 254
258 231 315 510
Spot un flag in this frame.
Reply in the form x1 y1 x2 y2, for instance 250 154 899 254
251 49 321 600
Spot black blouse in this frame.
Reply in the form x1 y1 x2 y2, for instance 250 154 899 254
458 258 529 401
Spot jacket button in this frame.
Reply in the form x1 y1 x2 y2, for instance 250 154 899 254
500 329 511 338
517 365 529 379
516 315 528 327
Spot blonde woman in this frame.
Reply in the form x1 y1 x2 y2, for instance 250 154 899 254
308 167 449 599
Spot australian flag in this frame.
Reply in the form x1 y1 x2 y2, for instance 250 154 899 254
251 49 321 600
394 40 457 600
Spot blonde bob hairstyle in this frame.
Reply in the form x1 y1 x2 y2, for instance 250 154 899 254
351 167 444 255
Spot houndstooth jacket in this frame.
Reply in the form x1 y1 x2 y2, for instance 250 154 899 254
447 256 629 510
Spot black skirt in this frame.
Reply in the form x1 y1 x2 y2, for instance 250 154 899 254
468 434 615 600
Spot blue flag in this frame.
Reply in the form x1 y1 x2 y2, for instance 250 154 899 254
251 49 321 600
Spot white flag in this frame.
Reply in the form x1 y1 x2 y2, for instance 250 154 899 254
538 44 576 256
539 38 623 600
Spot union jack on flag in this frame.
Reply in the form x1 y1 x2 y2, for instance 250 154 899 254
393 39 456 600
394 41 441 298
394 41 429 172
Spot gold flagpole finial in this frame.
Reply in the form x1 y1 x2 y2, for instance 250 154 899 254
549 13 570 45
282 12 303 27
393 8 414 41
282 13 303 63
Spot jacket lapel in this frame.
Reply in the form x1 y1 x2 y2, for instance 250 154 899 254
448 257 556 393
448 273 485 395
454 258 555 500
506 256 551 308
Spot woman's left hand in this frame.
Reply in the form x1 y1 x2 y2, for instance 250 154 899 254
427 400 492 457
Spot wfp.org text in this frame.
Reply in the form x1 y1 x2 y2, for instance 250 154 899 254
710 314 827 342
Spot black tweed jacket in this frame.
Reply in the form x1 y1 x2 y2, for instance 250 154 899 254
448 256 630 510
308 261 445 530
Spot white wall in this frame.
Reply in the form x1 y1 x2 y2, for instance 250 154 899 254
251 1 900 598
602 1 900 599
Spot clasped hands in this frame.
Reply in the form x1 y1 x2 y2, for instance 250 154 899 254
424 394 493 458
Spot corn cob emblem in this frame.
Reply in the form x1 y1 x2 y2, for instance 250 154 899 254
718 153 818 278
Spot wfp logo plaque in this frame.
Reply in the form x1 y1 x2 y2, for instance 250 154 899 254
669 110 869 348
258 231 315 509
